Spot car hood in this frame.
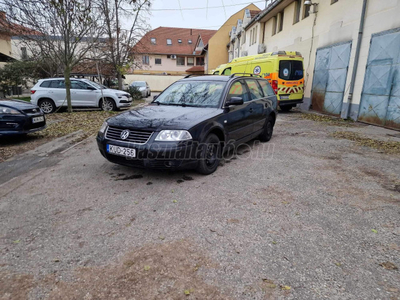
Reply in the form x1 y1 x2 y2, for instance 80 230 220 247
107 104 221 130
0 99 37 111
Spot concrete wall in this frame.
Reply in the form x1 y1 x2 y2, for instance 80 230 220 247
207 4 260 73
125 74 184 92
240 0 400 120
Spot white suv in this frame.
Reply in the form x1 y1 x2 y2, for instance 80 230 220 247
30 78 132 113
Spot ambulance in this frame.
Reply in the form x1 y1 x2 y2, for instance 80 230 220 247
219 51 304 111
212 64 228 75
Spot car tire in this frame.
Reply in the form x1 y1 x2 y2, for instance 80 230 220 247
100 98 116 111
280 105 292 112
38 98 56 114
196 133 221 175
259 117 274 142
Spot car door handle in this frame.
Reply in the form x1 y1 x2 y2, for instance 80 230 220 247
249 108 253 113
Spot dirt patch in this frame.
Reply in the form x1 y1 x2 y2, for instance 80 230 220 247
45 240 228 300
331 131 400 154
115 174 143 181
301 113 356 127
0 271 34 300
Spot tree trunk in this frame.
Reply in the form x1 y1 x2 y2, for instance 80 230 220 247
64 68 72 113
117 71 123 90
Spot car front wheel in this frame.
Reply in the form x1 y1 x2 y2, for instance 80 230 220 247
196 133 221 175
100 98 116 111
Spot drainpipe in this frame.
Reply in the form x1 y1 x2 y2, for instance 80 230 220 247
343 0 368 119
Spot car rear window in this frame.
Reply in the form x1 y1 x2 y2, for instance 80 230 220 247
49 80 65 88
40 81 51 88
279 60 303 80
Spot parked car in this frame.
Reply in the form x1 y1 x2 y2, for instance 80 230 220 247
130 81 151 98
97 74 277 175
0 99 46 136
30 78 132 113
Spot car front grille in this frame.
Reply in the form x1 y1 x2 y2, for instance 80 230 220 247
105 126 153 144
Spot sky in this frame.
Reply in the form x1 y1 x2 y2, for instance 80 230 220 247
146 0 264 31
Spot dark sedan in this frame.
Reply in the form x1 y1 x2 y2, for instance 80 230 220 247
0 99 46 136
97 75 277 174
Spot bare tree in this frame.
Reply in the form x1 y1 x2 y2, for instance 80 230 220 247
3 0 104 112
98 0 151 90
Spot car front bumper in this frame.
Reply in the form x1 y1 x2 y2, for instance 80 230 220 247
0 113 46 136
97 135 199 170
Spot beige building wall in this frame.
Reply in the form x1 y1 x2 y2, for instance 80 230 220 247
207 3 260 72
0 34 11 59
133 54 199 75
243 0 400 119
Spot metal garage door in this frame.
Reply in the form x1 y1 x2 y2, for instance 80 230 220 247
359 28 400 129
311 42 352 115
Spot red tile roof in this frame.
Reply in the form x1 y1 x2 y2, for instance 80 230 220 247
249 10 260 19
134 27 217 55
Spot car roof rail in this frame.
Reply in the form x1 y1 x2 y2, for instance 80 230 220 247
183 74 209 79
228 73 261 78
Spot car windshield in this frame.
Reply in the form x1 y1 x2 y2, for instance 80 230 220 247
131 82 146 87
155 81 225 107
83 80 103 89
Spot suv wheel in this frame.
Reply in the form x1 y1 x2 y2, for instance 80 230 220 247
196 133 221 175
259 117 274 142
101 98 116 111
39 99 56 114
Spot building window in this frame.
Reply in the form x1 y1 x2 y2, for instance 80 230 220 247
151 38 156 44
178 39 182 43
187 57 194 66
142 55 149 65
242 32 246 44
278 12 284 32
177 56 185 66
167 38 172 45
303 4 310 18
155 56 162 65
196 57 204 66
21 47 28 60
188 39 192 44
294 0 301 24
272 16 277 35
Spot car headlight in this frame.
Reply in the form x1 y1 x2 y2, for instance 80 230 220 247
99 121 108 134
0 106 22 115
155 130 192 141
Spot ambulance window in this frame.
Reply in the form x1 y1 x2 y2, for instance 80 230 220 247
227 81 249 102
222 68 231 75
245 79 264 100
213 71 220 75
258 80 275 97
279 60 304 80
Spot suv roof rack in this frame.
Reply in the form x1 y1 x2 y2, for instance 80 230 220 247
184 74 209 79
228 73 261 78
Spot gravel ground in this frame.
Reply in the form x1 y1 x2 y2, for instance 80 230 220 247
0 111 399 300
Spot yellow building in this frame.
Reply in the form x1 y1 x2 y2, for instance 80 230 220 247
0 11 13 68
206 3 260 73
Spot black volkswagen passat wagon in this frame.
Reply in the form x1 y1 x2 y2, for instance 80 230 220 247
97 75 277 175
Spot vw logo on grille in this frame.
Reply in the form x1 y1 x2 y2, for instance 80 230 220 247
120 129 130 140
32 109 37 112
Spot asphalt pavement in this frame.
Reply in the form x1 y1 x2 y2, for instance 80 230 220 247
0 111 399 299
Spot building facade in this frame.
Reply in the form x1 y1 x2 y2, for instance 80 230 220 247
133 27 216 75
228 0 400 129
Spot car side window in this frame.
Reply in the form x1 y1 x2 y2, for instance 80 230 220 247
222 68 231 75
71 81 88 90
245 79 264 100
40 81 51 88
258 80 275 97
227 81 249 102
49 80 65 88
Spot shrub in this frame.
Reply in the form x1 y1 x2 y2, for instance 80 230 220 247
127 86 143 100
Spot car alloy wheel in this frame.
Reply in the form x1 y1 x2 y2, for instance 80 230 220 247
197 133 221 175
39 100 55 114
101 98 115 111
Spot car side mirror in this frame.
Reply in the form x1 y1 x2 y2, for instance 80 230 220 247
87 86 96 90
153 95 158 100
225 96 243 106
